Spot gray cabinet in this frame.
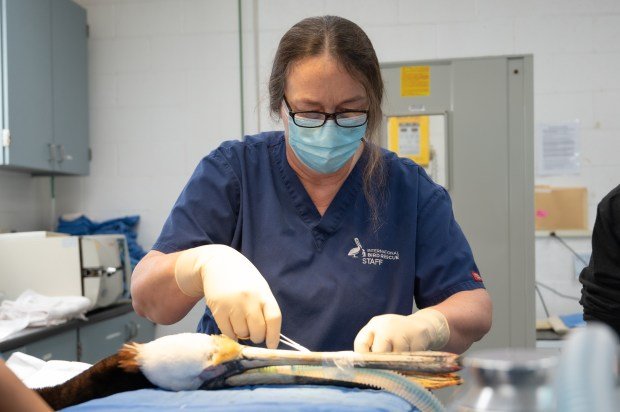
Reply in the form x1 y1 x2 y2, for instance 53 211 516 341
51 0 89 175
0 0 89 175
0 307 155 364
3 330 78 362
79 312 155 364
0 0 53 172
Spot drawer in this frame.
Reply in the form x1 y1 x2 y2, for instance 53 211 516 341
1 345 26 360
79 312 154 364
2 330 77 361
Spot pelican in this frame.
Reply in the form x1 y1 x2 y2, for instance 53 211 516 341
35 333 461 410
347 237 363 258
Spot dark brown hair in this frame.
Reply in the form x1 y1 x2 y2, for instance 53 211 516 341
269 15 386 229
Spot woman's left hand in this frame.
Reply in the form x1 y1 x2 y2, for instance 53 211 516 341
353 308 450 353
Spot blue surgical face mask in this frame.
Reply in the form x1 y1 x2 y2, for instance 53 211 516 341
287 116 366 174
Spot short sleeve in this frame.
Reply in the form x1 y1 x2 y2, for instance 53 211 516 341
579 185 620 330
152 149 241 254
414 187 485 308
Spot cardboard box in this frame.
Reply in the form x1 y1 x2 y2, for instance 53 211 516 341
534 186 588 230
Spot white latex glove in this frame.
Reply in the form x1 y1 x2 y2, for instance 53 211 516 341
174 244 281 349
353 308 450 353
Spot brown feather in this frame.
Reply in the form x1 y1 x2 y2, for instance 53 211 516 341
35 350 155 410
118 342 142 372
404 371 463 389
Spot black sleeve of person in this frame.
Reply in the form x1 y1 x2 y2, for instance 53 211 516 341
579 184 620 336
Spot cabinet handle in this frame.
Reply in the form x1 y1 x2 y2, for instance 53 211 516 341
124 321 139 342
57 145 73 163
48 143 57 162
2 129 10 147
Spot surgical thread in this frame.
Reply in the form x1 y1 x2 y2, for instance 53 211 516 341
279 333 311 352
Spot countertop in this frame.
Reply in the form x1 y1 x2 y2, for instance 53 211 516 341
0 301 134 352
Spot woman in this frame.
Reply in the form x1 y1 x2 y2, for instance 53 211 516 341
131 16 492 354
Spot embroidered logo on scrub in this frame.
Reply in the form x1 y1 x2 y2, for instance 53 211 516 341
471 271 483 282
347 237 399 266
347 237 366 258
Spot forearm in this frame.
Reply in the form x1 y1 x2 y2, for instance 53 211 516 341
0 360 52 412
131 250 201 325
432 289 492 354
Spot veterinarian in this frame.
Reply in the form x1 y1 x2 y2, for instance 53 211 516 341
131 15 492 353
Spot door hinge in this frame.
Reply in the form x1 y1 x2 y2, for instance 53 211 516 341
88 147 92 161
85 24 90 38
2 129 10 147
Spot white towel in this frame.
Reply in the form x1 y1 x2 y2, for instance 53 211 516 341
6 352 91 388
0 317 30 342
0 290 91 341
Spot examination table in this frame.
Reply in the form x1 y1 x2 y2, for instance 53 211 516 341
61 385 418 411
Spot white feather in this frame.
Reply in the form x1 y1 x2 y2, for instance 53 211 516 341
136 333 217 391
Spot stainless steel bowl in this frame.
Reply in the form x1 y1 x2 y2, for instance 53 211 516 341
448 348 559 411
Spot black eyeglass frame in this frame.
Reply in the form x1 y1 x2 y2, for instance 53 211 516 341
283 95 369 129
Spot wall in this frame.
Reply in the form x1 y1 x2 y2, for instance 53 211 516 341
49 0 620 335
64 0 245 336
0 171 48 234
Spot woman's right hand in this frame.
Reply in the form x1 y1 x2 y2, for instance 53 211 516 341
174 244 282 349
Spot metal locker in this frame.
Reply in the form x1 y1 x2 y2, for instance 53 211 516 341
381 55 535 351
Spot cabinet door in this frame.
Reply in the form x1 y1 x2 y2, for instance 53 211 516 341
129 312 156 343
2 330 78 361
0 346 25 360
79 312 155 364
1 0 54 172
51 0 89 175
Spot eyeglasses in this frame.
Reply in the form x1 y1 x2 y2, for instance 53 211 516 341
283 95 368 128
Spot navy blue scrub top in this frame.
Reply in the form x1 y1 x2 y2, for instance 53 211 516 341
153 131 484 351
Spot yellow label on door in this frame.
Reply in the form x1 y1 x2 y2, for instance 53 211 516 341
387 116 430 166
400 66 430 97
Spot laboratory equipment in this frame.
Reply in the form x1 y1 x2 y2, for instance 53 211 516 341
0 232 130 309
